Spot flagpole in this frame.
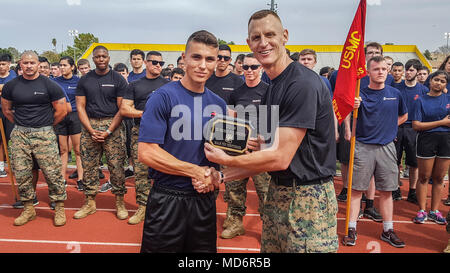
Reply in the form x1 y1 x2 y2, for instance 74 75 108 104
344 79 361 236
0 119 18 202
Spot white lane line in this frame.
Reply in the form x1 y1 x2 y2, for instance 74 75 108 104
0 238 260 252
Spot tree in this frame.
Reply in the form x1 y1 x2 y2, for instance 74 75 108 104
41 50 60 64
423 49 432 60
218 39 235 45
61 32 99 60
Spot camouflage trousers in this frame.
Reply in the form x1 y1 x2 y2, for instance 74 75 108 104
261 178 338 253
81 118 126 196
10 127 66 202
131 124 151 206
224 172 270 217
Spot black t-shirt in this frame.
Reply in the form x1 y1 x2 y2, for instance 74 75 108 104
229 80 268 129
262 62 336 183
2 75 65 128
123 76 169 111
76 69 128 118
206 72 244 104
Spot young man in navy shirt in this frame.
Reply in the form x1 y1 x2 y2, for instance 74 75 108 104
138 30 225 253
343 56 408 248
127 49 146 83
393 59 428 203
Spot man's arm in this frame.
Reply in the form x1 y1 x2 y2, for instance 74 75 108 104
120 98 143 118
204 126 306 182
412 115 450 131
52 97 68 125
76 95 95 134
138 142 216 186
94 97 124 142
398 113 408 126
1 98 14 123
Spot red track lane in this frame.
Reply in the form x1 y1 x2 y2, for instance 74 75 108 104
0 169 448 253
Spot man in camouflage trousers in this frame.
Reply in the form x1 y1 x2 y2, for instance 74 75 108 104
1 51 68 226
75 45 128 220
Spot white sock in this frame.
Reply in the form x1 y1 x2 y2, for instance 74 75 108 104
348 221 357 230
383 221 393 232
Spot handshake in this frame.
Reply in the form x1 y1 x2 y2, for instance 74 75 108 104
191 166 221 193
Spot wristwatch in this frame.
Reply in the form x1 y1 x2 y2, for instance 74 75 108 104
106 129 112 135
218 171 225 184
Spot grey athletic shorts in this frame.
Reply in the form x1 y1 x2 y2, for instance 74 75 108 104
352 141 398 192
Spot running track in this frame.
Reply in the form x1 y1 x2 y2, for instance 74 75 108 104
0 168 448 253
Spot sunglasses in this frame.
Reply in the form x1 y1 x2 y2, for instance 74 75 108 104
243 64 261 71
147 60 165 66
217 55 231 61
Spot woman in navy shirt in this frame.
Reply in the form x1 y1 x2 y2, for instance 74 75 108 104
53 56 83 190
412 70 450 225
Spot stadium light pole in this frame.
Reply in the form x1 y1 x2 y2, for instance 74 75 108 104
268 0 277 12
445 32 450 52
68 29 79 60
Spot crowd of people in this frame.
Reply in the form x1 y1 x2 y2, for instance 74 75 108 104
0 9 449 253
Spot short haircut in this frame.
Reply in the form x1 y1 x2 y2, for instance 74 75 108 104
319 66 331 76
22 50 39 60
384 56 393 62
289 52 299 62
51 62 60 67
367 55 385 69
299 48 317 61
185 30 219 51
130 49 145 59
161 68 172 77
38 56 49 64
0 53 12 63
429 70 449 84
113 63 128 73
364 42 383 55
248 9 281 26
405 59 422 71
218 44 231 53
418 66 430 73
171 67 185 78
146 51 162 59
60 56 77 74
235 54 245 62
77 59 90 67
245 53 255 58
392 62 404 68
92 45 108 54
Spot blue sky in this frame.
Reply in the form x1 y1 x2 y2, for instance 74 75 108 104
2 0 449 55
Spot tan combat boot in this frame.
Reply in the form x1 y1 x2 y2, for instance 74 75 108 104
128 205 146 225
444 239 450 253
223 207 232 229
115 195 129 220
54 201 66 226
221 215 245 239
73 196 96 219
14 201 36 226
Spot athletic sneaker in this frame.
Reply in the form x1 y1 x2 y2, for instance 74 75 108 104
124 168 135 179
99 169 105 179
406 191 418 204
428 210 447 225
0 170 7 178
361 193 367 203
358 209 363 220
381 229 405 248
76 180 85 191
444 196 450 206
337 188 347 202
99 180 112 193
342 227 357 246
69 170 78 179
413 210 427 224
392 188 402 201
363 207 383 222
12 197 39 209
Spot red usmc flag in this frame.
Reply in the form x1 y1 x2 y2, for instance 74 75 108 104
332 0 367 124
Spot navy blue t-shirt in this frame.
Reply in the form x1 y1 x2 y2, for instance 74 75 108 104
0 71 17 110
391 80 404 91
127 69 146 83
53 75 80 112
395 81 428 123
412 93 450 133
356 85 408 145
321 75 332 97
138 81 227 190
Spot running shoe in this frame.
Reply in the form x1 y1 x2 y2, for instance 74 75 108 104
337 188 347 202
77 180 85 191
124 168 135 179
69 170 78 179
99 180 112 193
406 191 418 204
392 188 402 201
381 229 405 248
0 170 7 178
363 207 383 222
444 196 450 206
99 169 105 179
12 197 39 209
342 227 357 246
413 210 427 224
428 210 447 225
